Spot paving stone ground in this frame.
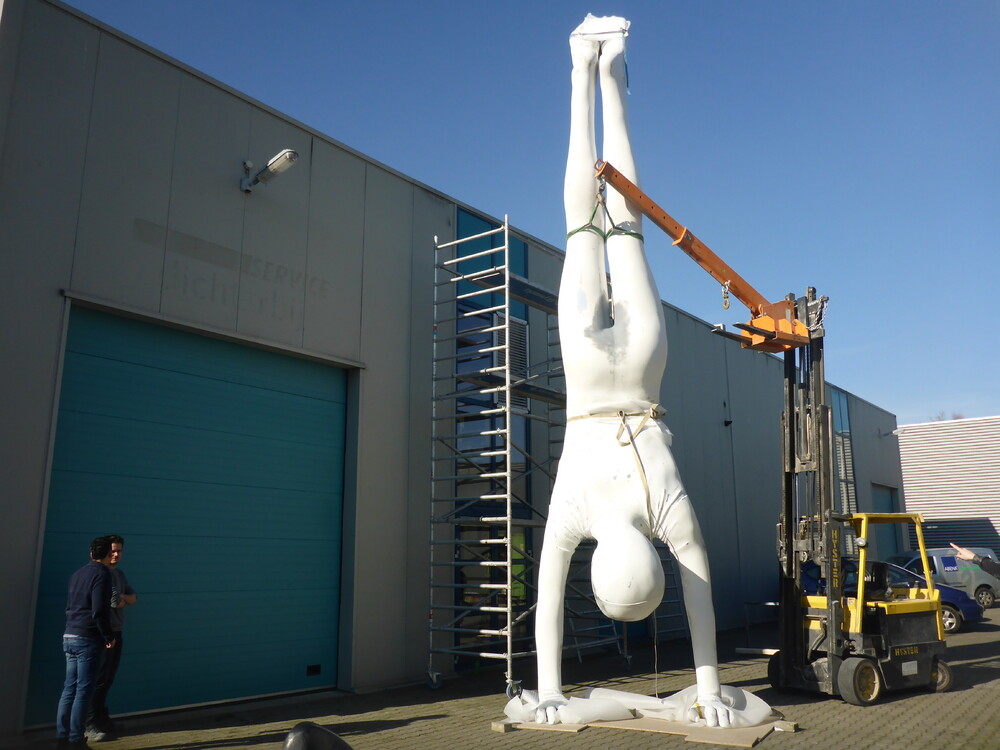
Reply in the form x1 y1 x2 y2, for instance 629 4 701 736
19 612 1000 750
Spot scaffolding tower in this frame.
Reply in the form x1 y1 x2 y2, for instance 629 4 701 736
428 216 688 696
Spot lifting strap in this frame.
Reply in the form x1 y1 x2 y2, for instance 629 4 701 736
566 186 644 243
567 404 666 538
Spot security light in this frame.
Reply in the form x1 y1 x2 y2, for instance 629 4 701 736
241 149 298 193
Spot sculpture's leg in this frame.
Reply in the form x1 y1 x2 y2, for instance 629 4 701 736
559 35 611 348
597 36 666 365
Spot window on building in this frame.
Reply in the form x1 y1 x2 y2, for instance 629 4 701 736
829 386 859 552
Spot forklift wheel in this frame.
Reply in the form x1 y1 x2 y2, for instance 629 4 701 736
837 657 882 706
929 659 953 693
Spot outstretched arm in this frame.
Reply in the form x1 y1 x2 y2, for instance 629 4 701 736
950 542 974 560
951 543 1000 579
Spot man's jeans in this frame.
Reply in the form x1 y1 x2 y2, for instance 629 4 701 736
89 631 124 730
56 635 103 742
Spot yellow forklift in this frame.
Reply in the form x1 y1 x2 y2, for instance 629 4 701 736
761 288 953 705
594 161 952 705
771 511 952 704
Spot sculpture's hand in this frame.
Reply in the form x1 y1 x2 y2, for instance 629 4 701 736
689 695 733 728
534 690 568 724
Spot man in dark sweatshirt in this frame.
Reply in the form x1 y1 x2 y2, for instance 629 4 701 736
55 538 116 748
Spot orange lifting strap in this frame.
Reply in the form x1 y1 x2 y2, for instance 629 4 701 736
595 160 811 353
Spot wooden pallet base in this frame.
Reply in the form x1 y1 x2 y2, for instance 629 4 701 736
494 717 778 747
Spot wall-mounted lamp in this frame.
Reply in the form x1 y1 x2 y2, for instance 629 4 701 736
241 149 298 193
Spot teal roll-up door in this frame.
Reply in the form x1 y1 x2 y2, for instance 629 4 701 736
26 307 347 724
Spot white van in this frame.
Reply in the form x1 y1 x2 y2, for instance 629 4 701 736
886 547 998 608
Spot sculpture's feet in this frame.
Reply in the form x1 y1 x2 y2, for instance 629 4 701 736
571 13 630 43
569 31 599 71
598 33 627 78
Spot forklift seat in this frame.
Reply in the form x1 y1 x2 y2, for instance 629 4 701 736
865 562 891 600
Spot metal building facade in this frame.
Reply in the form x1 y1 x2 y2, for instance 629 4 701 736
898 416 1000 550
0 0 451 733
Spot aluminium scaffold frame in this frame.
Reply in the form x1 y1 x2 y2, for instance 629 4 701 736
428 215 688 698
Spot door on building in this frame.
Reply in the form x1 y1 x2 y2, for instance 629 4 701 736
871 484 900 559
26 307 348 724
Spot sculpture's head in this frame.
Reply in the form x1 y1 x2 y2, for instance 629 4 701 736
591 523 664 621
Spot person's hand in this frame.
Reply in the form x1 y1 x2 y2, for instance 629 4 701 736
106 639 116 649
689 695 733 728
950 542 975 561
534 689 567 724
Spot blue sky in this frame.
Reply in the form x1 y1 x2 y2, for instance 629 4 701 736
61 0 998 426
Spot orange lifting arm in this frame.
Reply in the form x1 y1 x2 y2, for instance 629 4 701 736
595 160 810 353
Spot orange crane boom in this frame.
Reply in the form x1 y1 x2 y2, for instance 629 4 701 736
595 160 811 353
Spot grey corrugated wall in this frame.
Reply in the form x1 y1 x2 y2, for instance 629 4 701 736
898 416 1000 550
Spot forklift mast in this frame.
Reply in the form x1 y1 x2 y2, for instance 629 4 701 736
775 292 840 692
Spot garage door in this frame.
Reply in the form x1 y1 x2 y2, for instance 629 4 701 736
26 307 347 724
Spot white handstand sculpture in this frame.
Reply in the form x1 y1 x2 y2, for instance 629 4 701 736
524 15 769 729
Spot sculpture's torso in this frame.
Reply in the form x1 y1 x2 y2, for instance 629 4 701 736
559 283 668 417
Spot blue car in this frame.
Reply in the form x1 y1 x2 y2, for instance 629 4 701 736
800 560 983 633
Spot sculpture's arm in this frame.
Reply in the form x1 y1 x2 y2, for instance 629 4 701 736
664 508 735 728
534 538 575 723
